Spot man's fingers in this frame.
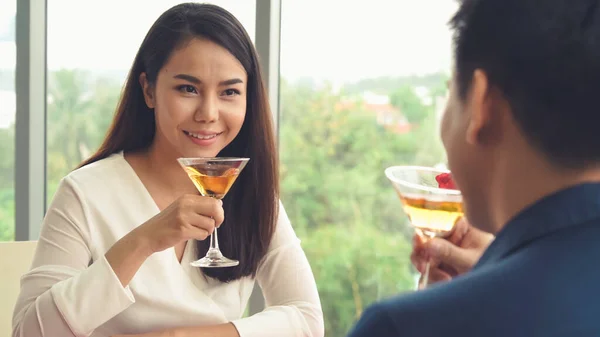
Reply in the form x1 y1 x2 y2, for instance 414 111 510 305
419 266 452 286
471 226 496 247
447 217 470 245
411 249 444 273
413 234 427 249
428 267 452 284
411 249 428 273
425 237 474 272
411 253 429 273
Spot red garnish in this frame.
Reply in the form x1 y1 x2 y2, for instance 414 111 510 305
435 173 456 189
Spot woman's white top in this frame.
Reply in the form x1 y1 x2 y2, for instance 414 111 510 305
12 152 323 337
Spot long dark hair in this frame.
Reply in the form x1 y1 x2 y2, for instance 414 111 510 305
80 3 279 282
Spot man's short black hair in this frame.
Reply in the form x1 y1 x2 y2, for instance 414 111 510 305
450 0 600 168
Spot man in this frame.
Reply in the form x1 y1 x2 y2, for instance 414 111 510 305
348 0 600 336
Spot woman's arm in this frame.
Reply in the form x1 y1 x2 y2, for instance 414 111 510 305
113 201 323 337
13 168 224 337
229 201 324 337
112 323 240 337
12 177 140 337
176 323 239 337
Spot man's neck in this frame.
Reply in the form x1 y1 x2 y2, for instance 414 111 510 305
489 154 600 234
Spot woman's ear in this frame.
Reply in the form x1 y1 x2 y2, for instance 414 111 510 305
139 72 156 109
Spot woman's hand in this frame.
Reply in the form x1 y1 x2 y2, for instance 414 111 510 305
112 331 177 337
410 218 495 285
112 323 239 337
111 330 176 337
105 194 224 286
133 194 225 255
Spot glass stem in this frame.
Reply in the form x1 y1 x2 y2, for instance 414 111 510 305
418 259 431 290
417 233 434 290
211 227 219 250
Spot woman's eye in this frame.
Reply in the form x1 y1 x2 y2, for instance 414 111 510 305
223 89 240 96
177 85 197 94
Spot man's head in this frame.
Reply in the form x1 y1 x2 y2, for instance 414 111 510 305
441 0 600 231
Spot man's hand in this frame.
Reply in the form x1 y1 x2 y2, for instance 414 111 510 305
410 218 495 285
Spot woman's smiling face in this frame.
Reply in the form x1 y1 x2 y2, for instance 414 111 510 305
140 37 248 159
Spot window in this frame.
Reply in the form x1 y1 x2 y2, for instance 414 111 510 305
46 0 256 202
0 0 16 241
278 1 457 335
13 0 463 331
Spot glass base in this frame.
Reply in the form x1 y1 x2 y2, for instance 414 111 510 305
190 248 239 268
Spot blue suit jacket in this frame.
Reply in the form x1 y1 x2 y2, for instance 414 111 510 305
348 183 600 337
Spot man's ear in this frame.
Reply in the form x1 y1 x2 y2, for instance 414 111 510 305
465 69 494 146
139 72 156 109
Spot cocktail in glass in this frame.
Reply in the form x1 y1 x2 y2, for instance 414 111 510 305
177 157 249 268
385 165 463 289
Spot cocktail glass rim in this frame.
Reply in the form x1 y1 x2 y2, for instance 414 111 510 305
384 165 461 196
177 157 251 163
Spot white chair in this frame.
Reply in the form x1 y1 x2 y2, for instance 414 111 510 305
0 241 37 337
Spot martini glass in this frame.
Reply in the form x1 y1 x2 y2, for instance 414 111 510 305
177 157 249 268
385 165 463 289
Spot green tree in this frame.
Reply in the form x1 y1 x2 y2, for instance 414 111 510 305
301 208 414 337
46 70 120 200
0 69 120 241
279 79 447 336
0 125 14 190
390 85 430 125
0 125 14 241
413 109 447 166
0 191 14 241
280 81 418 233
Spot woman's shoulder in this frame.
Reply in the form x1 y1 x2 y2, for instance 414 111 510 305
63 152 129 193
267 200 300 250
45 153 130 222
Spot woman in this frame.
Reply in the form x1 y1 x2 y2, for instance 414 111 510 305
12 3 323 337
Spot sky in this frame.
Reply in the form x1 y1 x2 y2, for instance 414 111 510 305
0 0 458 126
280 0 457 83
1 0 457 81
